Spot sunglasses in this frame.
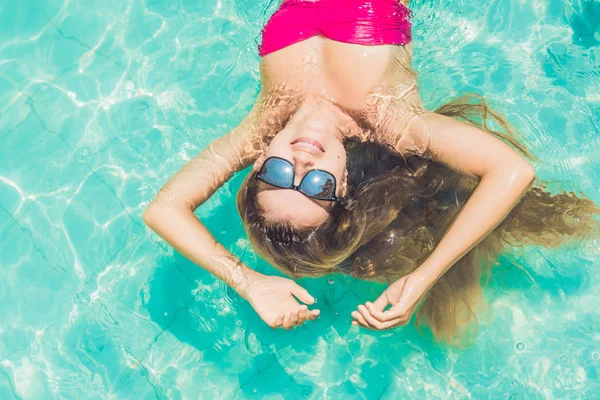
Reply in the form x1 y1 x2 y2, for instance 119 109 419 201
255 156 338 201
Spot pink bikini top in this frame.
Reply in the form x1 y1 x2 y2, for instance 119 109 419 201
259 0 412 57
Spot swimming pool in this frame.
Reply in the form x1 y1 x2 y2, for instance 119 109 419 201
1 0 599 398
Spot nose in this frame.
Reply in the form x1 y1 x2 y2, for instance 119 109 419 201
292 152 315 185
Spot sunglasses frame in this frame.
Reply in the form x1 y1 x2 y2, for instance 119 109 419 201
255 156 338 202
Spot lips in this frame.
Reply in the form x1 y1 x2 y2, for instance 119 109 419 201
291 137 325 154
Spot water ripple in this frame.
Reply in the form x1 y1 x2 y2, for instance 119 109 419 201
0 0 599 398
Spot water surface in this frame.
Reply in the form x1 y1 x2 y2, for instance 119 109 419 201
1 0 599 398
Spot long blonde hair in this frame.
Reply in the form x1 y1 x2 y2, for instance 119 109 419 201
237 95 600 345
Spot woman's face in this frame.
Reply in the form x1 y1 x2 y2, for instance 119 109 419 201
254 113 347 228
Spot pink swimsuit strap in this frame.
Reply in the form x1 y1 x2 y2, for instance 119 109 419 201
259 0 412 57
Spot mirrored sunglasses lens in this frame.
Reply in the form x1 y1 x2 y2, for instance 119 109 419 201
260 158 294 188
300 171 336 199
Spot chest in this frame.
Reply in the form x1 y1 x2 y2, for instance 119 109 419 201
260 37 400 110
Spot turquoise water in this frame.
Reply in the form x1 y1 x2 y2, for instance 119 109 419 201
1 0 599 398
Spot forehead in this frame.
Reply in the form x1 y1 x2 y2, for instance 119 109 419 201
256 188 331 228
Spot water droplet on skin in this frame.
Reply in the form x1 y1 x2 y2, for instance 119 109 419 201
533 285 539 290
593 353 599 360
511 381 517 387
164 312 168 317
515 342 525 351
473 372 480 381
253 388 257 393
40 139 47 146
328 278 334 284
48 161 58 168
40 83 48 91
560 355 568 363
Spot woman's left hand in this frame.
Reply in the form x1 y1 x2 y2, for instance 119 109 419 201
351 272 433 330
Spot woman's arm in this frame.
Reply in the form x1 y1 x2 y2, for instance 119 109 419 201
403 112 535 283
143 103 262 298
144 92 319 329
353 110 535 329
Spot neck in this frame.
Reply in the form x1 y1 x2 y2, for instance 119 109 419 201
290 96 359 142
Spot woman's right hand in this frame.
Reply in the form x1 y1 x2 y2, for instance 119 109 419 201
240 273 320 330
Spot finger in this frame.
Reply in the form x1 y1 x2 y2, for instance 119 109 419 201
307 309 320 320
283 311 298 330
307 310 319 320
381 302 411 322
271 314 284 329
282 313 292 330
296 305 309 326
362 306 406 329
351 311 371 328
365 301 394 322
281 314 290 330
374 317 405 329
290 284 315 304
289 311 299 328
358 305 387 329
355 308 404 330
367 297 405 323
372 292 390 313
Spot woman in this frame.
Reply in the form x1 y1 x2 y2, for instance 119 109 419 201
143 0 599 341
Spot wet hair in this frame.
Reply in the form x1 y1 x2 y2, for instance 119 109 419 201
237 95 600 345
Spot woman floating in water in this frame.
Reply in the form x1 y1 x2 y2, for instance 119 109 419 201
143 0 599 343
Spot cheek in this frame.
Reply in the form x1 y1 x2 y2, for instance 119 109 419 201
330 147 347 180
265 136 282 155
264 132 293 159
